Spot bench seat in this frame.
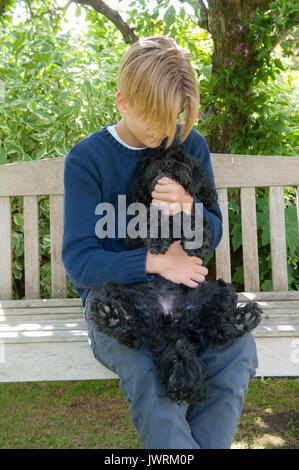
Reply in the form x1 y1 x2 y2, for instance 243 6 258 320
1 153 298 382
1 292 298 382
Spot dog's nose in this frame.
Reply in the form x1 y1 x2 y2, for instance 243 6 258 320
161 160 173 170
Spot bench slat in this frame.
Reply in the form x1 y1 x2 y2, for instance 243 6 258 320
1 292 297 309
1 155 299 196
0 306 83 316
0 319 87 332
0 197 12 299
0 158 65 196
215 188 231 282
0 298 83 308
0 311 298 339
240 187 260 291
24 196 40 299
269 186 288 291
0 302 298 318
211 155 299 187
50 195 67 298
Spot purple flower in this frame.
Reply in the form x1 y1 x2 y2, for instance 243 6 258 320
253 33 260 41
238 24 243 32
226 58 233 67
244 46 249 58
234 42 244 54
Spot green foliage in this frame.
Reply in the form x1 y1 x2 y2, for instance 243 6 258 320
0 12 122 298
198 1 299 156
0 0 298 297
0 21 121 164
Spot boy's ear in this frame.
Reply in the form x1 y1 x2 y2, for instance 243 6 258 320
116 90 128 114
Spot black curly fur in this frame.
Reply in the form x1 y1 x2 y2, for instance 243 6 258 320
85 145 262 405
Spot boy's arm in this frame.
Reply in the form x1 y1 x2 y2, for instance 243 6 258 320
62 155 155 292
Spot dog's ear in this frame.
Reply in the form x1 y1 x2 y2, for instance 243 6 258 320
127 151 160 206
128 161 152 206
129 177 152 206
191 159 218 209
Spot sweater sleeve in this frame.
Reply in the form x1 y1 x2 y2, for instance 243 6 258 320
61 155 155 290
190 133 223 253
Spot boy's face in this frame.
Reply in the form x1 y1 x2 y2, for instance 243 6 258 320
115 91 170 148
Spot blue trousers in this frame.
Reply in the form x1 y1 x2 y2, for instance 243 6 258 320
83 297 258 449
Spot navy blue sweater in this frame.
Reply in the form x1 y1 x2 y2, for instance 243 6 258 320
62 125 223 308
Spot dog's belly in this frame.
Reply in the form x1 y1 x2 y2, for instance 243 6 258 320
158 295 174 316
131 274 187 317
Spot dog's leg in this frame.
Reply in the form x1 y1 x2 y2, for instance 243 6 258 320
180 214 212 260
145 205 173 254
166 339 206 404
184 279 262 348
148 331 207 405
85 281 144 349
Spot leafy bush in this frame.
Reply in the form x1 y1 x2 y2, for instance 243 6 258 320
0 15 122 298
0 6 298 298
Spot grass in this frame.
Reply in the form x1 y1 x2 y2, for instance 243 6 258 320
0 378 298 449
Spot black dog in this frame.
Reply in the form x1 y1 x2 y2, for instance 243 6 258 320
85 145 262 404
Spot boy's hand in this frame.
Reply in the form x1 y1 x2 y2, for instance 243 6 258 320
146 240 208 287
151 176 194 215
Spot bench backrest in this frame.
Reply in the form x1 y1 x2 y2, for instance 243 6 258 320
0 154 298 300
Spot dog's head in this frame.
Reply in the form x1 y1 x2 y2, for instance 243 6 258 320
128 145 218 210
144 146 193 194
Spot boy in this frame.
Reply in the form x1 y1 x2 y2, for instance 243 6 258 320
62 36 258 449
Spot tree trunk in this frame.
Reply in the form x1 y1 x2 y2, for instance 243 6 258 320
204 0 271 152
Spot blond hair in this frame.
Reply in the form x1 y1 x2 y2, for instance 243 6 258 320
118 36 199 148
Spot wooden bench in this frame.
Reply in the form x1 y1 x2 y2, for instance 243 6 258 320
0 154 298 382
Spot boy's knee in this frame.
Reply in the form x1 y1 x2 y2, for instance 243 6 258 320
201 332 258 381
233 333 259 378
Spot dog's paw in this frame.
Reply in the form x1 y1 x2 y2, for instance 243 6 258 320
89 300 127 329
232 302 262 332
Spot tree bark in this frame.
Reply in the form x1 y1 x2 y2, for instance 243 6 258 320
198 0 299 152
75 0 138 44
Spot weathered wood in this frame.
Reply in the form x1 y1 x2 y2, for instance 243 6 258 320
0 155 298 197
1 334 297 381
0 312 298 337
237 291 299 302
0 306 83 316
0 154 298 381
211 154 299 188
269 186 288 291
215 188 231 282
0 306 298 380
240 187 260 291
50 195 67 298
0 298 82 308
255 337 299 377
24 196 40 299
0 341 118 382
0 158 65 196
0 300 298 318
0 197 12 299
1 292 298 309
0 318 87 333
